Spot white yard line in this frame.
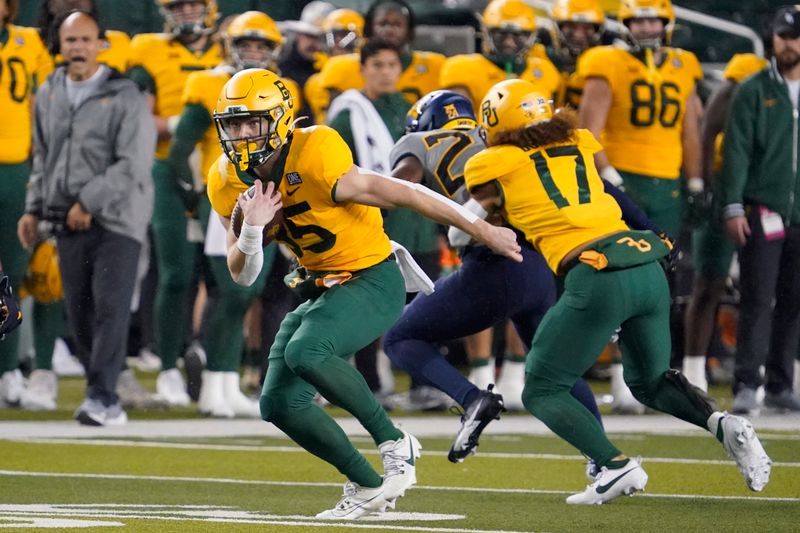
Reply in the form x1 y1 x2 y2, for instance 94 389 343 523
9 437 800 468
0 470 797 504
1 413 799 440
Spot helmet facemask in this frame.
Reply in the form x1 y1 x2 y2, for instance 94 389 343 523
487 26 534 65
160 0 215 39
229 37 280 71
326 29 360 55
215 107 286 171
625 16 669 51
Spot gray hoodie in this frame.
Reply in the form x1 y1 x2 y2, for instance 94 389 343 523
25 66 155 244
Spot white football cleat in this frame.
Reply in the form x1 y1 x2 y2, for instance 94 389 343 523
719 414 772 491
566 457 648 505
197 371 233 418
222 371 260 418
155 368 191 407
51 338 84 377
0 369 25 407
20 369 57 411
315 481 388 520
379 430 421 501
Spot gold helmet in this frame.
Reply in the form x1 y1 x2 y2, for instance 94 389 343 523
618 0 674 47
482 0 537 60
224 11 283 71
19 239 63 304
552 0 605 25
479 79 553 146
214 69 295 172
157 0 219 38
322 9 364 54
552 0 605 56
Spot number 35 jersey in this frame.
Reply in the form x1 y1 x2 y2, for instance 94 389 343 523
389 126 485 204
207 125 391 272
465 129 628 273
577 45 702 179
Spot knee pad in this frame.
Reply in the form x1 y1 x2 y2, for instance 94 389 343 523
284 336 332 375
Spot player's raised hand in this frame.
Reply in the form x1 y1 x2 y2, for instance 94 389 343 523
239 179 282 227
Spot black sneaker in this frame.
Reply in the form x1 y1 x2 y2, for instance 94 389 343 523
448 385 505 463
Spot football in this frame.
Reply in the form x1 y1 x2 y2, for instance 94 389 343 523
230 184 284 246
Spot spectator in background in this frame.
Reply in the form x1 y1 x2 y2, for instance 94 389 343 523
39 0 132 72
17 10 155 425
719 5 800 414
279 1 332 89
127 0 222 407
0 0 53 407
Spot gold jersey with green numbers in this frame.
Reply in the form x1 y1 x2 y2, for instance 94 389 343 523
0 25 53 163
207 125 391 272
129 33 222 159
55 30 131 73
578 45 703 179
184 67 302 183
465 129 628 273
440 52 562 112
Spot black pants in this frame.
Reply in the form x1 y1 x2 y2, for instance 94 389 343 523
58 225 141 406
735 207 800 394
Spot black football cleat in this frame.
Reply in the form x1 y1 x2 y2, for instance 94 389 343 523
448 384 506 463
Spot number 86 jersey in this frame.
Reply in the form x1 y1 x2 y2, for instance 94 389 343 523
577 45 702 180
464 129 628 273
207 125 391 272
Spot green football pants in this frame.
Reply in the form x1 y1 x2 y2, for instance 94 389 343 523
197 198 274 372
620 170 682 238
523 262 711 467
260 259 405 487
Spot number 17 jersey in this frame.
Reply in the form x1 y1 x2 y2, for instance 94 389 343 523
577 45 702 179
465 129 628 273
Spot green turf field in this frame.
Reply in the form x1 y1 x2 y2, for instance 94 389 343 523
1 423 799 531
1 374 798 531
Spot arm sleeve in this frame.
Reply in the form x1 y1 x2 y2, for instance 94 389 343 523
127 65 156 95
316 127 355 200
24 89 48 215
78 88 157 214
718 82 755 210
603 180 661 233
166 103 212 186
577 47 612 82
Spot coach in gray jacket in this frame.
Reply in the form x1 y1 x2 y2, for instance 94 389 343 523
18 10 155 426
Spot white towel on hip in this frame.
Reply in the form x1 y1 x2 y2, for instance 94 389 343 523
390 240 435 295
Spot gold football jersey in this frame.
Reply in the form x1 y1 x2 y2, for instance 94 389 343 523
0 25 53 163
465 129 628 272
129 33 222 159
578 45 703 179
440 52 562 112
207 125 391 271
183 68 302 181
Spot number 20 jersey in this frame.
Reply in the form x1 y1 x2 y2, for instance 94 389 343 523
577 45 702 179
465 129 628 273
389 126 485 204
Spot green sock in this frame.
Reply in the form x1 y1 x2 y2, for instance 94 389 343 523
505 354 527 364
525 389 623 467
33 301 67 371
299 355 402 446
470 358 492 368
606 458 630 470
269 401 383 488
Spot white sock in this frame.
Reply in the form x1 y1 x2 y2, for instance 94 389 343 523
706 411 725 438
682 355 708 392
468 359 495 390
610 363 626 392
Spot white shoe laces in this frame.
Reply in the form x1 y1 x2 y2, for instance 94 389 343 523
381 440 409 478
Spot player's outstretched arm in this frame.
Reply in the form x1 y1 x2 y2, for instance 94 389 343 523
335 165 522 262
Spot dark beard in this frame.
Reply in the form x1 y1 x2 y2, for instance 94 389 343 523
777 50 800 72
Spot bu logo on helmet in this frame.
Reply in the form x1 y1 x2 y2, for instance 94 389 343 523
481 100 499 127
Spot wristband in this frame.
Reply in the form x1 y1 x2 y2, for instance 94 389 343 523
236 221 264 256
687 177 704 194
600 166 624 187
